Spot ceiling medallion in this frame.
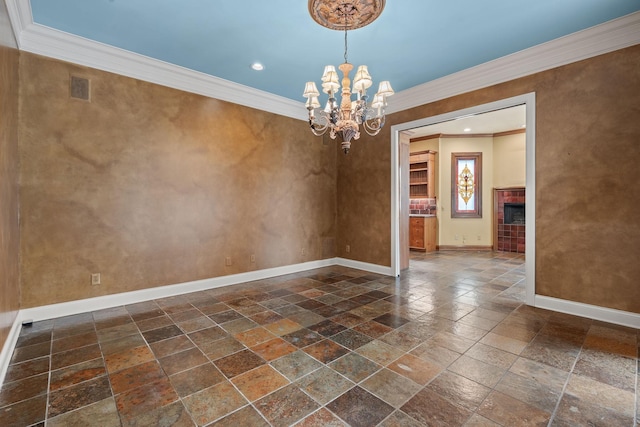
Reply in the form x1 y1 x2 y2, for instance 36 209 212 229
308 0 386 31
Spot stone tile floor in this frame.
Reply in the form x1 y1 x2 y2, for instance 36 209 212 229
0 251 638 426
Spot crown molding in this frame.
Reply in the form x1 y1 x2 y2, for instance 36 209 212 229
7 0 306 120
0 0 17 48
386 11 640 114
5 1 640 119
4 0 31 43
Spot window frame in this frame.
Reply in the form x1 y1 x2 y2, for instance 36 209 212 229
451 152 482 218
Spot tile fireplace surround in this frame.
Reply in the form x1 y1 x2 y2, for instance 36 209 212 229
496 188 525 253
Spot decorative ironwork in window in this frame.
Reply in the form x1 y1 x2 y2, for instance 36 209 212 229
451 152 482 218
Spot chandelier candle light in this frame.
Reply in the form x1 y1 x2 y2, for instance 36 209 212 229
303 0 393 154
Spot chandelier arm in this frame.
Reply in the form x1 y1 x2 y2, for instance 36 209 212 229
355 101 368 124
363 115 386 136
310 123 329 137
308 111 330 136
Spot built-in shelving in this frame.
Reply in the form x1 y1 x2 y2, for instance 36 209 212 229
409 150 435 198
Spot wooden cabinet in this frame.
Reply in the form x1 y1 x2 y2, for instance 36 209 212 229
410 217 424 249
409 150 436 198
409 216 436 252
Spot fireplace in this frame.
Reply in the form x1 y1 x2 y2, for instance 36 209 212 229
494 188 525 253
504 203 525 225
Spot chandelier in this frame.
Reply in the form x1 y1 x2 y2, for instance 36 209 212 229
303 0 393 154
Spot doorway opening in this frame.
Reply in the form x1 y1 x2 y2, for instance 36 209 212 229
390 93 536 306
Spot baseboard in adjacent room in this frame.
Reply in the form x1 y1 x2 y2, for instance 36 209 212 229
436 245 493 251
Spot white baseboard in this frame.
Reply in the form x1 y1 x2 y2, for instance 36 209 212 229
6 261 638 391
0 313 24 390
16 258 394 323
535 295 640 329
335 258 394 277
19 258 348 323
0 257 391 389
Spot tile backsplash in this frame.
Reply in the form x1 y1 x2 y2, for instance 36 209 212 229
410 198 436 215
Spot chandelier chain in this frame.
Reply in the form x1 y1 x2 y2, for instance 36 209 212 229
343 9 348 64
344 28 348 63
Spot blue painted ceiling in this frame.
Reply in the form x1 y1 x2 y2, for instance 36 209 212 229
30 0 640 102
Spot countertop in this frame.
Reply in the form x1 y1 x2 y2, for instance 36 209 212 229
409 214 436 218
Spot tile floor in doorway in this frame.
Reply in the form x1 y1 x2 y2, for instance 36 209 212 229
0 251 638 426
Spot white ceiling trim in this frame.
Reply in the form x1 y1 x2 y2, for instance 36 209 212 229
4 0 31 38
0 0 18 48
6 0 307 120
5 1 640 120
20 24 307 120
387 11 640 114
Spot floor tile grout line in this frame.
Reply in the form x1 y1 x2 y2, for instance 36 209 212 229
150 291 339 426
44 325 53 425
151 296 231 426
446 301 526 426
101 311 133 427
545 322 589 427
203 286 421 425
635 344 639 427
284 260 486 423
6 255 636 426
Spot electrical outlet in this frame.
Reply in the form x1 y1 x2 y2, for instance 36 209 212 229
477 235 481 241
91 273 100 285
250 254 256 263
454 235 459 241
301 248 306 256
225 257 232 266
345 244 350 253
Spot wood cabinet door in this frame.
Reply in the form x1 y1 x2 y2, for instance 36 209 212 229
424 217 436 252
409 217 425 249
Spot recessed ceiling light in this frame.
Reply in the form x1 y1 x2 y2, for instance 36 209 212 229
521 124 526 128
251 62 264 71
463 128 471 132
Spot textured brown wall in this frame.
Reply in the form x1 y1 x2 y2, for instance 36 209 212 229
19 53 336 308
534 46 640 312
336 132 392 265
0 44 21 345
337 45 640 313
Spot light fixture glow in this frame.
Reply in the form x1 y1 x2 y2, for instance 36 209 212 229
251 62 264 71
464 128 472 132
303 0 391 154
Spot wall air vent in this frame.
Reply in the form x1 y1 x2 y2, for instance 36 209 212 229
70 75 90 101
